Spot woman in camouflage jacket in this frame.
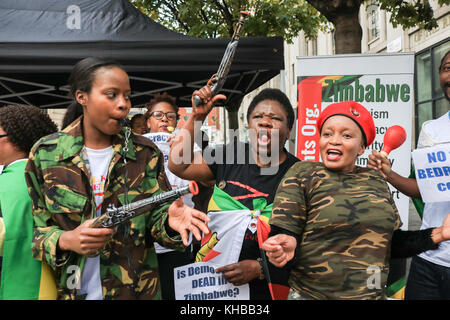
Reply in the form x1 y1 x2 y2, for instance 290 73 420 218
24 57 209 300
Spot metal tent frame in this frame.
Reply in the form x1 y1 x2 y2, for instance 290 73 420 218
0 0 283 112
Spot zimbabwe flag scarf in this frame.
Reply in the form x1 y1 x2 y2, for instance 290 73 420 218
195 185 290 300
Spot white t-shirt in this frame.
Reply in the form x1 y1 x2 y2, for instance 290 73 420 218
80 146 112 300
143 131 201 254
416 111 450 267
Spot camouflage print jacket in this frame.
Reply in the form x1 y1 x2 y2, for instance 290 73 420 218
270 161 402 300
24 117 184 300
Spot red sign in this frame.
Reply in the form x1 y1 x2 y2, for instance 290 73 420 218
296 79 322 161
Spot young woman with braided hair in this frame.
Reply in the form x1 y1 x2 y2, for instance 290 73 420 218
24 57 210 300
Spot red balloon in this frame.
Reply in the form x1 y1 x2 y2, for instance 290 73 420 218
381 125 406 157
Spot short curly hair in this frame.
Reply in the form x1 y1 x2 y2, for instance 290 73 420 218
246 88 295 130
144 92 179 121
0 104 58 154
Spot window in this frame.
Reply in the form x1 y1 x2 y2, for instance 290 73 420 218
331 30 336 55
309 38 317 56
416 51 432 102
366 1 380 42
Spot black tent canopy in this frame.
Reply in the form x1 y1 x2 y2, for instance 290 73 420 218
0 0 284 111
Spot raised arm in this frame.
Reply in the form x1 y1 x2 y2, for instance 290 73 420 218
168 79 226 182
367 150 421 199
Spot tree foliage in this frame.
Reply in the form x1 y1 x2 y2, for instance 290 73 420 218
130 0 330 43
131 0 449 45
130 0 449 126
305 0 450 32
305 0 449 53
378 0 450 31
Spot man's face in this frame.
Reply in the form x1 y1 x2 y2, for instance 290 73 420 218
440 53 450 102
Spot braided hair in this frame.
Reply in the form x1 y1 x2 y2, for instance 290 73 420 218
0 104 58 154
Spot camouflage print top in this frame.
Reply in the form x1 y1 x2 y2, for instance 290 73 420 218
269 161 402 300
24 117 184 300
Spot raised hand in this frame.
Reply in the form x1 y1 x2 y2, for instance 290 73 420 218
168 199 210 246
191 78 227 121
367 150 392 179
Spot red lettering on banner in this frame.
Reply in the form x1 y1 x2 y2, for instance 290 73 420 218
296 79 322 161
244 233 257 241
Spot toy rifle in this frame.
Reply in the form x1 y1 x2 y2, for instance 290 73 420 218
91 181 199 228
193 11 250 106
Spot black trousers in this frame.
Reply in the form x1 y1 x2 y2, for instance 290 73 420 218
157 247 194 300
405 255 450 300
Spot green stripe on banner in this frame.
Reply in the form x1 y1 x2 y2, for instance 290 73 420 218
210 185 272 218
386 276 406 298
409 165 424 220
211 185 248 211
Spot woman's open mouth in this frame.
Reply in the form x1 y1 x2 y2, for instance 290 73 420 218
257 130 271 147
326 149 342 161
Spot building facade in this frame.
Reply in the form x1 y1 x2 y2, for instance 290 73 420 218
47 2 449 150
237 1 449 152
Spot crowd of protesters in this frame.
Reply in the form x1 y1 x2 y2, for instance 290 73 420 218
0 51 449 300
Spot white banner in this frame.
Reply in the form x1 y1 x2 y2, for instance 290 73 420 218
143 131 195 253
143 132 171 162
412 143 450 203
174 262 249 300
197 209 252 264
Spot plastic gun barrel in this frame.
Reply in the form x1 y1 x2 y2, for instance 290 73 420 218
91 181 199 228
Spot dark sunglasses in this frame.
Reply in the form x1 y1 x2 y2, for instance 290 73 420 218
150 111 177 120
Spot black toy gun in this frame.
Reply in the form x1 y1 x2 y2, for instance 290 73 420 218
91 181 199 228
193 11 250 106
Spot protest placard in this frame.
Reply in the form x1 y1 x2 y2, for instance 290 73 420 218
174 262 249 300
412 143 450 203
